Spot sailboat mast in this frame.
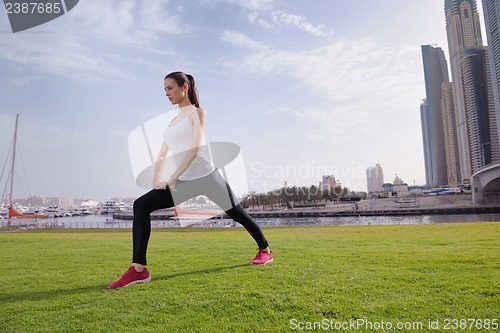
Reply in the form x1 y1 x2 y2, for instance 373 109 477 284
8 114 19 208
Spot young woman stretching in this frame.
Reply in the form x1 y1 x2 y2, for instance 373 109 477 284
108 72 273 289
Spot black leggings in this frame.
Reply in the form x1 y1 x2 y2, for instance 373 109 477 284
132 169 269 265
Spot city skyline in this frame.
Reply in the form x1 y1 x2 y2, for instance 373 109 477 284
421 0 500 190
0 1 487 201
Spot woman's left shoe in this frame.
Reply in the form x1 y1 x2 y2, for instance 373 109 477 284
250 249 273 265
108 266 151 289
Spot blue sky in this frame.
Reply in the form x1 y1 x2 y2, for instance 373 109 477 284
0 0 487 202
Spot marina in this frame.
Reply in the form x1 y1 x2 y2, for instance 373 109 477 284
2 211 499 230
2 194 499 229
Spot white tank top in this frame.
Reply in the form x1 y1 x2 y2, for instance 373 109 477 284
162 109 215 181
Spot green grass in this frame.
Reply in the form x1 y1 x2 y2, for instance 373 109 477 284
1 223 499 332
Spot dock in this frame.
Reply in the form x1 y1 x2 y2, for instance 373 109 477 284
113 204 500 220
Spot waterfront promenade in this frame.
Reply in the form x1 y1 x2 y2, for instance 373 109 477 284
113 195 500 220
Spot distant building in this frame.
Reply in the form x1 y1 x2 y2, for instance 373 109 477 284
366 164 384 193
382 181 409 197
393 175 404 185
320 175 336 192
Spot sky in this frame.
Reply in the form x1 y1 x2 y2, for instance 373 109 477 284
0 0 488 202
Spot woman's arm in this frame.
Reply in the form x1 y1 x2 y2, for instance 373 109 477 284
152 142 169 188
166 108 207 188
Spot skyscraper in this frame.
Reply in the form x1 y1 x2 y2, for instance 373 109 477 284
420 99 432 185
445 0 483 180
366 164 384 193
482 0 500 162
421 45 449 186
441 82 461 185
461 48 498 173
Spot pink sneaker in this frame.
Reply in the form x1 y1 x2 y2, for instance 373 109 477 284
108 266 151 289
250 249 273 265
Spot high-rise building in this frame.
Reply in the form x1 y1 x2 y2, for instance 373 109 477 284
420 99 432 185
441 82 461 185
321 175 336 192
482 0 500 162
445 0 483 181
421 45 449 186
366 164 384 193
461 48 499 173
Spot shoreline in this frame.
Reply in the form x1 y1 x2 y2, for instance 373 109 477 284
113 195 500 220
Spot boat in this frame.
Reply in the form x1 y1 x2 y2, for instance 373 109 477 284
0 205 7 218
97 200 128 215
2 114 48 221
44 206 64 218
8 207 48 219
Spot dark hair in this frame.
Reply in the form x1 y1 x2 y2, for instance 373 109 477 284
164 71 200 108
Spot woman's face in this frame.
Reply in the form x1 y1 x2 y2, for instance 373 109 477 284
164 78 186 105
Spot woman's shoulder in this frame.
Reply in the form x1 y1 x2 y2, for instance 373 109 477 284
188 107 207 124
195 107 207 119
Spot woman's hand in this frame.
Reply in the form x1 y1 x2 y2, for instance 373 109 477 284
153 182 168 190
166 177 177 191
153 177 177 191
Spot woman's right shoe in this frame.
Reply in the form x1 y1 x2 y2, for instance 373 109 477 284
250 249 273 265
108 266 151 289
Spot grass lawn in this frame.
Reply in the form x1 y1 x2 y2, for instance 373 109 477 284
1 222 499 332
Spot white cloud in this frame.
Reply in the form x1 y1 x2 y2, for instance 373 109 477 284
220 31 424 153
221 30 265 50
71 0 186 45
248 12 273 29
0 32 128 81
271 10 331 37
199 0 275 10
221 32 422 106
0 0 186 82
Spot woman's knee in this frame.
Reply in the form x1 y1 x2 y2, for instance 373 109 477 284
133 194 153 216
226 204 249 222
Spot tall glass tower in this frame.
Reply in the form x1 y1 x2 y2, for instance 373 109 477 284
461 48 494 172
421 45 449 186
482 0 500 163
441 82 461 185
420 99 432 186
445 0 483 181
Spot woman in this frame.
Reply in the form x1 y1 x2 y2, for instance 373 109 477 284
108 72 273 289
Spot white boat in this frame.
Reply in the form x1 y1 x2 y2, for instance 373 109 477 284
0 205 8 218
44 206 64 218
97 200 128 215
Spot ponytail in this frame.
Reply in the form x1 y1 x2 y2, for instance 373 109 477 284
164 71 200 108
185 74 200 108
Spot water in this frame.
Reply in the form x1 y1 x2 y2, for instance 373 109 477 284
1 213 499 229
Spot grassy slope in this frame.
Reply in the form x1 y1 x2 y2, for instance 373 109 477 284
1 223 499 332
